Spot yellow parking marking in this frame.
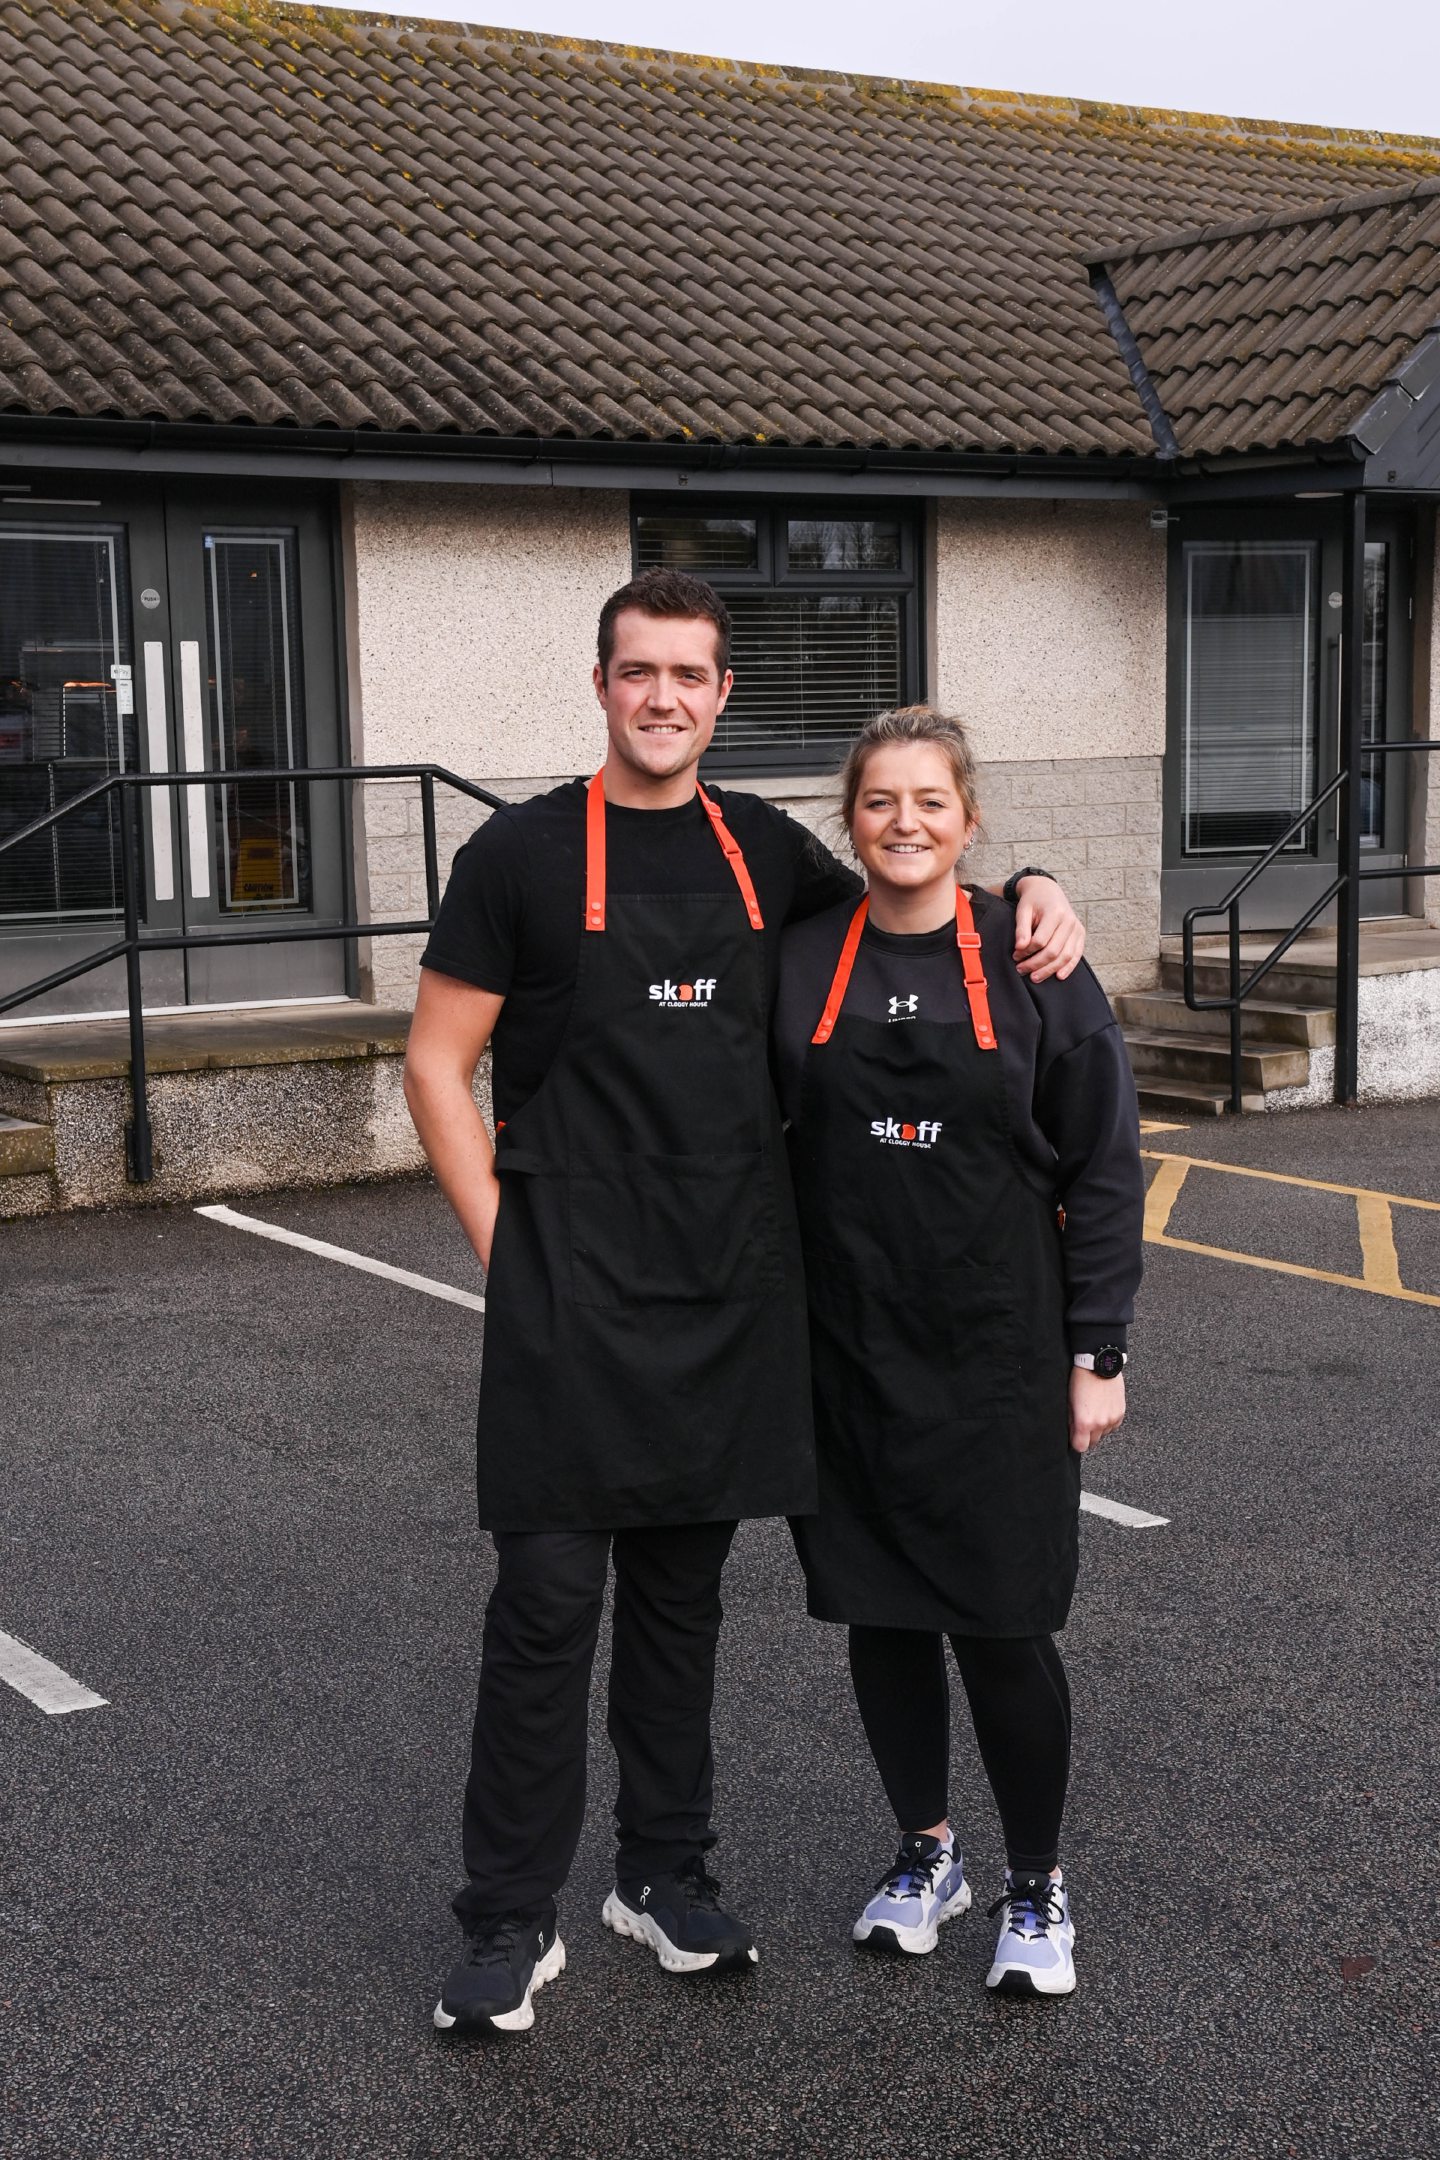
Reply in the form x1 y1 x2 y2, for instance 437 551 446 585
1140 1150 1440 1309
1139 1120 1189 1135
1141 1151 1440 1214
1355 1193 1404 1293
1142 1155 1192 1240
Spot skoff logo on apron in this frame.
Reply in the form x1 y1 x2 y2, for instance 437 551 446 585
648 977 719 1007
869 1117 943 1147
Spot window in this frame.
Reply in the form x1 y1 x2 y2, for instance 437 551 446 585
1182 540 1319 854
632 501 920 774
203 529 311 912
1360 541 1388 849
0 525 135 922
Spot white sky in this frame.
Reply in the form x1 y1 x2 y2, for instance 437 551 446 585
323 0 1440 141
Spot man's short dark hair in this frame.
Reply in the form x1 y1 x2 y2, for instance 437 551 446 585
597 567 732 680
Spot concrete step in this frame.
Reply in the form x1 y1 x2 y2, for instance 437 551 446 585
0 1113 54 1178
1115 989 1335 1049
1123 1028 1312 1093
1134 1077 1263 1118
0 1001 442 1219
1158 954 1339 1007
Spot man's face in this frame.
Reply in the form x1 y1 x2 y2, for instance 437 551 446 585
594 610 732 782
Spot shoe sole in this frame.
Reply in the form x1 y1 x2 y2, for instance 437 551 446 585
433 1935 566 2035
854 1880 972 1957
601 1892 759 1975
985 1957 1076 1998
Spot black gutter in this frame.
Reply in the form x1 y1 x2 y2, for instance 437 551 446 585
0 408 1402 504
0 408 1159 487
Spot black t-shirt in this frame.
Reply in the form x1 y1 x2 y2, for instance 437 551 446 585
773 890 1144 1351
421 779 861 1121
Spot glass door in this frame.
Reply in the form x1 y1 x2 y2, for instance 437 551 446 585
1162 505 1412 932
0 488 186 1017
0 476 346 1021
1356 529 1411 917
159 486 345 1007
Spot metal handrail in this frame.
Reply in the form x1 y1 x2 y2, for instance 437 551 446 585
1180 744 1440 1113
0 763 505 1181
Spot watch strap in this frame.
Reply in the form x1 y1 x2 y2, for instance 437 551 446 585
1003 864 1053 905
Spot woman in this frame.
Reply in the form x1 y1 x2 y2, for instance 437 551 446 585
775 707 1144 1998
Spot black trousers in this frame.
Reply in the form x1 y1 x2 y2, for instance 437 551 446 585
847 1627 1072 1875
454 1521 737 1926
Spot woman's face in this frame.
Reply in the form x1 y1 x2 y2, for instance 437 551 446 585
849 743 976 896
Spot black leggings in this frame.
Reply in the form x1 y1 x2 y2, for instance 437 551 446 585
847 1627 1071 1875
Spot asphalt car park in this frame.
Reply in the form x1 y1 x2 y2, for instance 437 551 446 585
4 1100 1440 2159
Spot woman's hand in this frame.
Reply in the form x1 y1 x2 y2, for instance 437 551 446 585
1069 1368 1125 1454
1014 877 1086 983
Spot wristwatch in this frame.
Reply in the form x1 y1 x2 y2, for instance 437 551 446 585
1003 865 1054 905
1073 1346 1127 1379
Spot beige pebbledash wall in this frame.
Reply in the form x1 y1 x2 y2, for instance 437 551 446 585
931 500 1168 992
343 486 1169 1006
343 481 632 1004
676 503 1169 995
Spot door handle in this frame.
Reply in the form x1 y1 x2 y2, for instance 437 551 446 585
178 639 212 901
141 642 175 904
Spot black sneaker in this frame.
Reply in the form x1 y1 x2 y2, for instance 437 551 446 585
433 1905 565 2036
602 1856 758 1974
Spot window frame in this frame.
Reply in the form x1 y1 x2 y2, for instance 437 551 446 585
629 494 923 776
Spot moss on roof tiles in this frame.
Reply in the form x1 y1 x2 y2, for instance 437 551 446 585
4 0 1440 454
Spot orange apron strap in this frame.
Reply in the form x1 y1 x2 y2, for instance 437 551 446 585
584 768 606 931
696 784 765 930
955 885 998 1050
811 897 869 1044
585 773 764 933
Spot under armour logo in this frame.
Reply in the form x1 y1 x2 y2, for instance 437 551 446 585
639 1884 651 1906
889 994 919 1018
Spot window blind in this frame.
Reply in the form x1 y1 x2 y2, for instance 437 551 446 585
713 594 903 761
632 504 915 771
1182 542 1317 855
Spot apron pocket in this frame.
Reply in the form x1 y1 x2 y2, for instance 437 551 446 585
569 1149 783 1307
806 1250 1025 1430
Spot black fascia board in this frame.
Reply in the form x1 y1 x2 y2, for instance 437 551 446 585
0 409 1165 499
1158 444 1370 503
5 411 1422 504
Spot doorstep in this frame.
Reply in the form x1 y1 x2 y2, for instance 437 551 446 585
1161 920 1440 978
0 1001 448 1220
0 1002 411 1085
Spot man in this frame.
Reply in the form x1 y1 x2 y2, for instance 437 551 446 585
403 567 1085 2038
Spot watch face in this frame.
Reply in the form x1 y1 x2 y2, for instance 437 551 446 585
1092 1346 1126 1380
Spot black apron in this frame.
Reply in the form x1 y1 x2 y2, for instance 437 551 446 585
476 773 815 1531
788 890 1077 1635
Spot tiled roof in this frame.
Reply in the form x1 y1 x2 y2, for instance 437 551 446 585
1096 179 1440 455
3 2 1440 460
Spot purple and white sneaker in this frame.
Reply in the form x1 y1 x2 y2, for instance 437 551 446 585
985 1871 1076 1996
853 1833 971 1956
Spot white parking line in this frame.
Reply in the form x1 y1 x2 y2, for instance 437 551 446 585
196 1210 1165 1525
195 1205 486 1311
1081 1492 1169 1530
0 1628 108 1715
